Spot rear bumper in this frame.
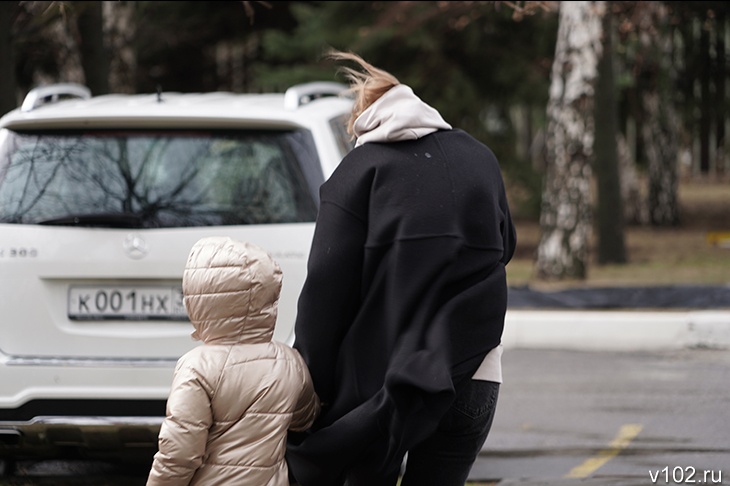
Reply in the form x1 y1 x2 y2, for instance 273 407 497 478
0 413 163 459
0 354 174 459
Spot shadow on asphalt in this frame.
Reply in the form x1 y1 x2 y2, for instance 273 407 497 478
0 459 149 485
508 284 730 309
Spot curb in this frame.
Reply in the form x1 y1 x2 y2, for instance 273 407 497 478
501 309 730 351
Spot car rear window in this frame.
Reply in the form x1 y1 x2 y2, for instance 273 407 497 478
0 129 321 227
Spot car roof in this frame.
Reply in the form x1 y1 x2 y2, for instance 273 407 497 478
1 82 353 131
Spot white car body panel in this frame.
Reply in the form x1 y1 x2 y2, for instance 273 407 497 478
1 223 314 358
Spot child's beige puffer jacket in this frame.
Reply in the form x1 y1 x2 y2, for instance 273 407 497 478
147 236 320 486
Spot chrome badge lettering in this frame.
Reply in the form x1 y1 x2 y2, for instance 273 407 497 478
0 247 38 258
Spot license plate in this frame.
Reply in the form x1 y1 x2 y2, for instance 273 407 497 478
68 285 188 321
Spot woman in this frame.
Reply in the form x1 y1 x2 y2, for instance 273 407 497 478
286 49 516 486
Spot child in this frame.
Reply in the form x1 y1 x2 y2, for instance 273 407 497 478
147 236 320 486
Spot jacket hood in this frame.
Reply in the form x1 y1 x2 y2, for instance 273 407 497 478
182 236 282 345
353 84 452 147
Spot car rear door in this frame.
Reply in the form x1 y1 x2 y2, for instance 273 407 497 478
0 128 321 359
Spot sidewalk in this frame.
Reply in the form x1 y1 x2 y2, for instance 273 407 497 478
502 309 730 351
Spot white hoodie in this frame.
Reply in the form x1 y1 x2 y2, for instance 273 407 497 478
353 84 452 147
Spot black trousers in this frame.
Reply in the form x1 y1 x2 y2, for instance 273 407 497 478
345 379 500 486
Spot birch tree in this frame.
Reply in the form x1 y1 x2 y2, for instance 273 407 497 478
535 0 606 279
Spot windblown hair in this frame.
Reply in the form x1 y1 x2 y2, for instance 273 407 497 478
325 48 400 137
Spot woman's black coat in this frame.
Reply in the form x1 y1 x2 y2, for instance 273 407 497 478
286 128 516 485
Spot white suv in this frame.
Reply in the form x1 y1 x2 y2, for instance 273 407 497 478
0 82 353 463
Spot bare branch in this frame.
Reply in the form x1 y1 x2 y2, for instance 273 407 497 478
241 1 272 25
498 1 558 21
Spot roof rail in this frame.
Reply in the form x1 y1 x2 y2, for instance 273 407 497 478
21 83 92 112
284 82 349 111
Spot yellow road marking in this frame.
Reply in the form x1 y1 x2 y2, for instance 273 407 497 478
707 231 730 247
564 423 643 478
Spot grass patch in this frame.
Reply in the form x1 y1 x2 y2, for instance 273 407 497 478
508 178 730 290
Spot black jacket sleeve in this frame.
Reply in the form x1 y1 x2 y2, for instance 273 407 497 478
292 199 367 405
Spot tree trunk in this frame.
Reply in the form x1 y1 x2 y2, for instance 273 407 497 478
44 6 84 86
617 133 646 225
699 21 711 174
640 1 680 226
594 5 626 264
679 15 697 175
643 93 680 225
535 0 606 280
76 1 109 95
0 1 18 115
715 10 726 177
103 1 136 93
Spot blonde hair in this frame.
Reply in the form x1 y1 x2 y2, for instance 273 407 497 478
325 48 400 136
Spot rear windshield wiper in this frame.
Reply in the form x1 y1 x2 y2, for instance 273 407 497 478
38 213 144 228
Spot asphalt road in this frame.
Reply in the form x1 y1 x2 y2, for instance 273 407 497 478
1 347 728 485
471 348 730 485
